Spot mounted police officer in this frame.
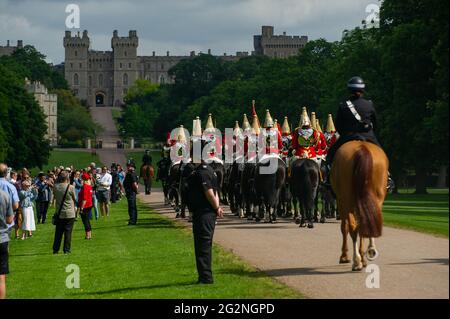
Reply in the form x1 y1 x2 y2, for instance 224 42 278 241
325 76 393 189
142 150 152 166
326 76 380 165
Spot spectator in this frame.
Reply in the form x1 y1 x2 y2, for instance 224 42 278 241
110 163 120 204
97 166 112 217
77 173 93 240
89 168 100 220
117 165 126 199
123 163 139 225
73 171 82 206
0 189 14 299
8 172 22 239
19 180 37 240
35 173 51 224
52 171 77 254
0 164 19 212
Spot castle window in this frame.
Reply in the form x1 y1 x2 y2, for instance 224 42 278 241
79 63 82 68
99 74 103 86
124 51 127 57
74 73 79 85
159 75 165 84
129 63 132 69
120 63 122 69
123 88 128 95
70 63 73 68
75 51 78 57
89 76 92 86
161 63 164 70
123 73 128 85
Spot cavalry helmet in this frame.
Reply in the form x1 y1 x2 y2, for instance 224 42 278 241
347 76 366 92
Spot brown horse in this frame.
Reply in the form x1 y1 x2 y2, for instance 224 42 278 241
140 164 154 195
331 141 388 271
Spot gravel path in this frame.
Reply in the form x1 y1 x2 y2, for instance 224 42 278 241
139 189 449 299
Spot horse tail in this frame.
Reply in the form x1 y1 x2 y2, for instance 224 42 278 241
353 145 383 238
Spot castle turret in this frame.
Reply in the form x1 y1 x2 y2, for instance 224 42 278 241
111 30 139 106
64 30 90 101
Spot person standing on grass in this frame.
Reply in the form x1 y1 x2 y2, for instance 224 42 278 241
77 173 93 240
123 163 139 225
19 180 37 240
186 141 224 285
0 189 14 299
73 171 82 206
52 171 77 254
35 173 51 224
89 166 100 220
9 171 22 239
97 166 112 217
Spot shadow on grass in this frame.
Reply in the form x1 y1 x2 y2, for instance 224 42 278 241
83 281 197 296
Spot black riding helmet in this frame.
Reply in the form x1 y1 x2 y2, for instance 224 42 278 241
347 76 366 93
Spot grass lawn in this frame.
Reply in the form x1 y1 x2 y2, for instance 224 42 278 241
382 189 449 237
30 150 102 176
7 199 301 299
127 151 162 188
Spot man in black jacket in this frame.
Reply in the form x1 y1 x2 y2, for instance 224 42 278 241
187 140 224 284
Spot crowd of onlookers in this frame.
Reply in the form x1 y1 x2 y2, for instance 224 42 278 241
0 161 129 299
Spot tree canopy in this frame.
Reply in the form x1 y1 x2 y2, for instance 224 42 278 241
119 0 448 193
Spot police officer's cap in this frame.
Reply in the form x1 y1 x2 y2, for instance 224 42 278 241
347 76 366 92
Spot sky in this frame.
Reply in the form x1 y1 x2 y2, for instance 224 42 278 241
0 0 379 64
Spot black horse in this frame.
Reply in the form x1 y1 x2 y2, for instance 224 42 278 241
319 161 338 220
277 162 292 217
168 163 182 215
290 158 320 228
241 162 258 221
254 157 286 223
228 160 245 217
221 163 232 205
179 162 197 221
156 157 172 205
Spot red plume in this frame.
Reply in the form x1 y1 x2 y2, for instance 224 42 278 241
252 100 257 118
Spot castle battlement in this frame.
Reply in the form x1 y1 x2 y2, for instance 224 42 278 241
64 26 307 107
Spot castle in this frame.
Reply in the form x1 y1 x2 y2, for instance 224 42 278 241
0 40 23 57
63 26 308 107
24 79 58 146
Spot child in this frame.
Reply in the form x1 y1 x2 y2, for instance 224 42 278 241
19 180 37 240
77 173 93 240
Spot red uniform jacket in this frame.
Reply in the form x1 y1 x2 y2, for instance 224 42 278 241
291 128 319 159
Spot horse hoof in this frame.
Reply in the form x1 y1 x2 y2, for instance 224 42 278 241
339 257 351 264
352 264 364 272
320 218 326 224
308 223 314 229
300 222 307 228
295 219 301 225
255 218 261 223
175 214 180 219
366 248 379 261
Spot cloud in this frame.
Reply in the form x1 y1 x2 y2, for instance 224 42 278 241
0 0 377 63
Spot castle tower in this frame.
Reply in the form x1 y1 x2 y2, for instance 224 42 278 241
111 30 139 106
64 30 90 102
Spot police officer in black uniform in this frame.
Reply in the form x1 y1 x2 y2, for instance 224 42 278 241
142 150 152 166
123 161 139 225
326 76 381 165
187 141 224 284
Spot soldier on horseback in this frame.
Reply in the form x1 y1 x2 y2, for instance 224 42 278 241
291 107 320 163
259 110 283 161
323 114 338 157
142 149 153 166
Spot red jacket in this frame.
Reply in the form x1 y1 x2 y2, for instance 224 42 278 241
315 131 327 157
259 128 283 155
78 183 93 209
291 128 319 159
